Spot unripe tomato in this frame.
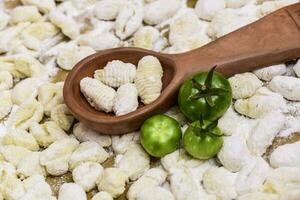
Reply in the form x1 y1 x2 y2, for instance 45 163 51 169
140 114 182 157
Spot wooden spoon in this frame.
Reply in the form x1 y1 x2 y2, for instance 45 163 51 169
64 3 300 135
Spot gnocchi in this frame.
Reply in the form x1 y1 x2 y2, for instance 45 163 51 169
195 0 226 21
50 104 74 131
0 90 13 120
10 5 42 24
253 64 286 81
0 145 32 166
92 192 113 200
58 183 87 200
93 0 125 21
17 151 46 178
3 129 39 151
80 77 116 113
20 0 56 13
269 76 300 101
94 60 136 88
113 83 139 116
135 55 163 104
0 71 13 91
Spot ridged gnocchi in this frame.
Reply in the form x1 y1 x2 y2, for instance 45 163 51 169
135 55 163 104
93 0 126 21
58 183 87 200
0 145 32 166
0 90 13 120
80 77 116 113
92 192 113 200
3 129 39 151
20 0 56 13
10 5 42 24
94 60 136 88
50 104 74 131
253 64 286 81
113 83 139 116
195 0 226 21
269 76 300 101
17 152 46 178
0 71 13 91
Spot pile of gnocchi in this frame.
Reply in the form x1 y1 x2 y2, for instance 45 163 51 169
0 0 300 200
80 55 163 116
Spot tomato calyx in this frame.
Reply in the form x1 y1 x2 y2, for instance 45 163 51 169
190 116 223 138
188 66 230 107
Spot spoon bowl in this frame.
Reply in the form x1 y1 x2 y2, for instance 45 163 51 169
64 3 300 135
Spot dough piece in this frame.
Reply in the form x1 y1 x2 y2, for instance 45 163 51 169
115 3 143 39
247 111 285 156
195 0 226 21
10 5 42 24
58 183 87 200
94 60 136 88
235 157 271 195
3 129 39 151
93 0 126 20
253 64 286 81
269 76 300 101
143 0 181 25
21 175 54 200
11 78 44 105
218 135 253 172
136 186 175 200
127 168 167 200
50 104 74 131
72 162 104 192
40 138 79 176
113 83 139 116
115 144 150 180
29 121 69 148
20 0 56 13
0 145 32 167
0 10 9 31
0 71 13 91
69 141 109 169
225 0 252 8
238 193 279 200
270 141 300 168
7 99 44 130
17 152 46 178
0 90 13 120
38 82 64 116
135 56 163 104
92 192 113 200
73 122 111 147
228 72 262 99
80 77 116 113
97 168 128 198
112 132 139 154
234 87 286 119
203 167 237 200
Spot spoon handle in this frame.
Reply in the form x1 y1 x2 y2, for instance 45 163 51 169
176 3 300 79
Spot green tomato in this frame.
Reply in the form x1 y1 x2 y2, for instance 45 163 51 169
183 120 223 160
178 67 232 121
140 114 182 157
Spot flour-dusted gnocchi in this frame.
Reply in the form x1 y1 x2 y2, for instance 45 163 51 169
72 162 104 192
228 72 262 99
80 77 116 112
29 121 68 148
127 168 167 200
133 26 167 51
0 10 10 31
195 0 226 21
94 60 136 88
112 131 139 154
0 145 32 166
58 183 87 200
17 151 46 178
69 141 109 169
0 71 13 91
269 141 300 168
113 83 139 116
40 138 79 176
115 3 143 40
21 175 55 200
269 76 300 101
7 99 44 130
235 157 270 195
50 104 74 131
0 90 13 120
20 0 56 13
218 135 253 172
73 122 111 147
49 10 79 39
93 0 126 21
115 143 150 181
259 0 299 16
234 87 286 119
57 43 95 70
203 166 237 200
92 192 113 200
217 106 256 137
247 111 285 156
253 64 286 81
38 82 64 116
136 186 175 200
135 55 163 104
3 129 39 151
10 5 42 24
97 167 128 198
143 0 181 25
238 192 279 200
225 0 252 8
11 78 44 105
